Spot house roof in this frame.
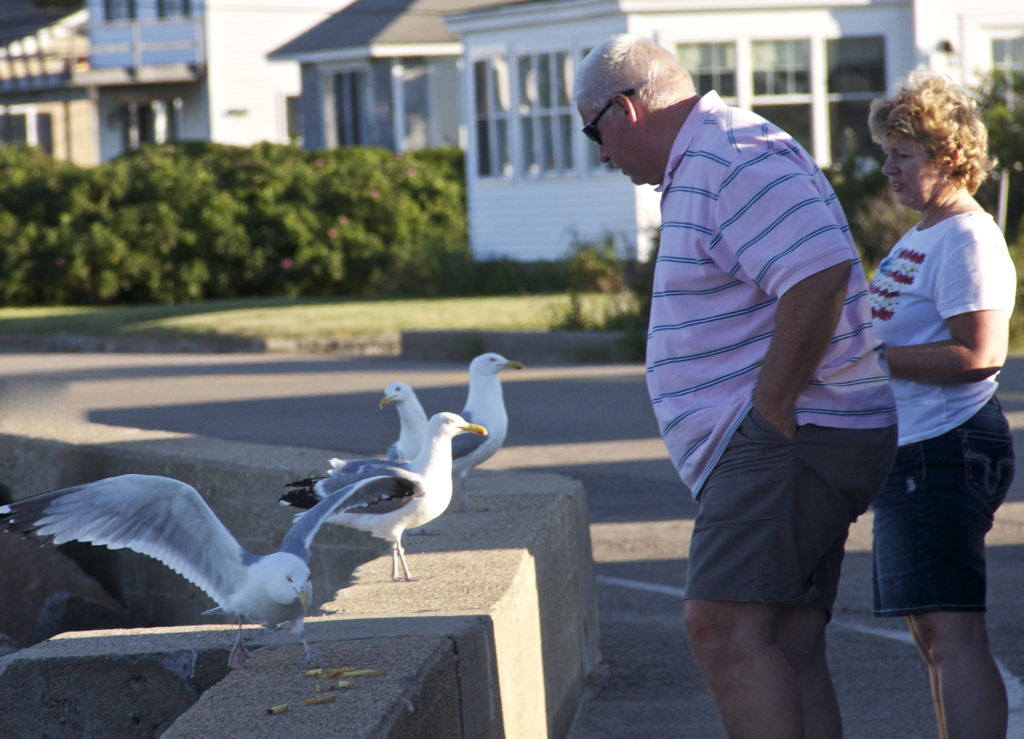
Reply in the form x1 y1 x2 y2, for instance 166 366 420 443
0 0 78 49
268 0 513 61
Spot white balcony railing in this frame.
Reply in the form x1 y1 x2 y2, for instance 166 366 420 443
87 16 205 71
0 16 205 92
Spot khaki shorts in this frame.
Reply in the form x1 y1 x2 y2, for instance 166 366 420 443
686 407 897 615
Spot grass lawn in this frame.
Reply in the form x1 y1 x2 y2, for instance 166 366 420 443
0 294 630 340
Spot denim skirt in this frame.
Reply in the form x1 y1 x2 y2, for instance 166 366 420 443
872 395 1015 617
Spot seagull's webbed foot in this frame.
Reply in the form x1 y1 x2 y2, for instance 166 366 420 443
296 642 323 664
228 640 251 669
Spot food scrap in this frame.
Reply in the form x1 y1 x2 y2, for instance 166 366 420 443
337 680 352 689
305 667 387 678
266 704 289 715
303 696 336 706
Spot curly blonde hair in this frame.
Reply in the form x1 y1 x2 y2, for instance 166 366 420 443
868 70 994 194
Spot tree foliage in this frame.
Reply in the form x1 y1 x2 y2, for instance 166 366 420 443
973 69 1024 247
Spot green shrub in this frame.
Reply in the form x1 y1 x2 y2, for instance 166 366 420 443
566 232 627 293
0 143 470 305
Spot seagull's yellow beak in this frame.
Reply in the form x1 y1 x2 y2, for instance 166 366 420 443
298 590 309 611
502 360 524 370
459 423 488 436
380 394 396 409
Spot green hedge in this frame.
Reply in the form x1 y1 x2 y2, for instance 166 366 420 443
0 143 473 305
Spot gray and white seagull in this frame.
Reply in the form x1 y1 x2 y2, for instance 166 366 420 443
379 381 428 461
280 412 486 581
0 472 413 669
450 352 523 512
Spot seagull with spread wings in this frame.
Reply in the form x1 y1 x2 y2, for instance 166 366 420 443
0 473 412 668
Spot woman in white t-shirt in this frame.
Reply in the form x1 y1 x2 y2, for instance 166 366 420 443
868 70 1016 739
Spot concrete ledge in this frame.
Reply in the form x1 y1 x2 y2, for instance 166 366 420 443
0 417 599 738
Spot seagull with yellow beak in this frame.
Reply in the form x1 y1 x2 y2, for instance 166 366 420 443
281 412 486 581
0 473 408 668
450 353 524 512
379 381 428 461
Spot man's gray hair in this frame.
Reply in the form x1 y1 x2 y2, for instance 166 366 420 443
574 34 694 113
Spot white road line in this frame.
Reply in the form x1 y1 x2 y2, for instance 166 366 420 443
597 576 1024 736
834 619 1024 738
596 575 688 599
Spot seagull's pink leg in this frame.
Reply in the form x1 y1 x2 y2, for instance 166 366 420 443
228 618 250 669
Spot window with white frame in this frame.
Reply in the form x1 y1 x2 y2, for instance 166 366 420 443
157 0 190 18
334 70 366 148
118 98 182 152
993 36 1024 74
826 36 886 162
1 106 53 153
104 0 135 20
0 112 28 146
752 39 812 152
676 42 736 102
474 56 512 178
285 96 301 143
401 60 430 151
517 51 574 176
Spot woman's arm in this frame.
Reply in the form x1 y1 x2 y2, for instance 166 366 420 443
885 309 1010 385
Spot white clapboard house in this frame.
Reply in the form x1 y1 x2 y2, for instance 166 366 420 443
441 0 1024 261
267 0 511 153
2 0 344 162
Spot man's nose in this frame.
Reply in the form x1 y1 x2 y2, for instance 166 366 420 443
599 147 611 164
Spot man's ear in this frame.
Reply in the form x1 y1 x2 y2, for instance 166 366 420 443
616 93 640 124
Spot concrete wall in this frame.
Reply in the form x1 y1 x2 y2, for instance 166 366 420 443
0 414 599 739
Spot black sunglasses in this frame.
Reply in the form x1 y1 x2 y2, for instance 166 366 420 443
582 89 635 145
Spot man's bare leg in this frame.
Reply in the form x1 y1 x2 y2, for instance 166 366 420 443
683 599 841 739
778 604 842 739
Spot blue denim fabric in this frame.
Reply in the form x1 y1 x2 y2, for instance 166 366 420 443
872 395 1015 617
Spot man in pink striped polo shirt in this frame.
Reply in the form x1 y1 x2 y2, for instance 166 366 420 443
575 35 897 739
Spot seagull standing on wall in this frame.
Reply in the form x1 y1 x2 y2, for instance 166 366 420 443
280 412 487 581
0 473 412 669
380 381 428 461
450 353 524 513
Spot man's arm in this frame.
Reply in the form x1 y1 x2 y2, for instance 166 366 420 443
752 260 853 440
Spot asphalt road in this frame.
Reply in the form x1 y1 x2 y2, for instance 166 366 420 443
3 351 1024 739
